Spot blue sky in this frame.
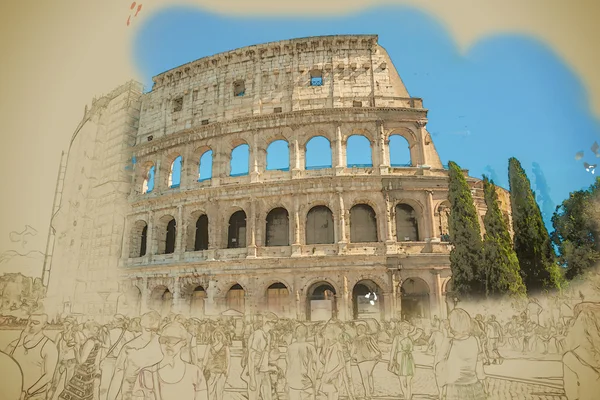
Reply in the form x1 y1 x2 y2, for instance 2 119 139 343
132 5 600 230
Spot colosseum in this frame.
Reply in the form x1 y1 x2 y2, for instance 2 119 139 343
43 34 512 324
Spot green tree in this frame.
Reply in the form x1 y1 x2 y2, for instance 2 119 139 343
508 157 564 293
447 161 485 299
482 175 526 298
551 177 600 280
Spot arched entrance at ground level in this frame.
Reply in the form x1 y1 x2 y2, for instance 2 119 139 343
116 286 142 317
307 282 337 321
400 278 430 321
352 280 384 321
190 286 206 318
226 284 245 313
149 286 173 317
266 282 290 317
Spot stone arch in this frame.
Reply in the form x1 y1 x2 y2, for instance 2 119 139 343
116 286 141 317
192 145 213 182
265 207 289 246
345 134 373 168
305 280 338 321
225 283 245 313
156 214 177 254
149 285 173 317
386 127 420 165
189 285 206 318
436 200 451 241
306 205 335 245
227 209 247 248
389 134 412 167
140 161 155 194
186 210 209 251
352 279 384 320
400 277 431 320
304 135 332 170
349 203 379 243
162 151 183 189
129 220 148 258
266 139 290 171
229 139 250 177
394 201 423 242
265 282 291 317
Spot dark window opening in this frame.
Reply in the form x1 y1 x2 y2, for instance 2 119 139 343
165 219 176 254
228 210 247 248
353 101 362 107
173 97 183 112
310 70 323 86
201 119 209 125
194 215 209 251
274 107 282 113
140 225 147 257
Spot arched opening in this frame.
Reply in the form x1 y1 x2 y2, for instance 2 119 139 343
395 204 419 241
437 202 451 241
389 134 411 167
194 215 209 251
400 278 430 321
230 144 250 177
150 287 173 317
157 216 176 255
142 164 155 194
168 155 182 188
226 284 245 313
190 285 206 318
266 140 290 171
266 282 290 316
352 281 383 320
129 220 148 258
305 136 332 170
266 208 289 246
350 204 378 243
198 150 213 181
306 206 334 244
307 282 337 321
227 210 247 248
346 135 372 167
116 286 142 317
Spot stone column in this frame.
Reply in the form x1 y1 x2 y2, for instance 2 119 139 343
342 276 350 321
121 217 130 260
378 121 389 175
211 144 223 187
292 139 302 179
146 211 155 257
416 120 428 166
175 205 184 257
431 270 443 319
424 190 435 241
250 134 260 183
247 199 257 258
205 279 218 316
292 197 302 257
337 192 347 255
295 289 301 320
172 276 183 314
384 193 394 243
154 160 161 192
335 124 344 175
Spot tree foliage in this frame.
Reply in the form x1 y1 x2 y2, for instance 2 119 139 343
551 177 600 280
508 157 564 293
481 176 527 298
447 161 485 299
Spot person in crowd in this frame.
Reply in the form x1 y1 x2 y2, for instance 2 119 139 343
47 317 78 400
388 322 415 400
350 324 381 400
6 314 58 400
285 324 318 400
318 323 345 400
486 315 504 364
202 329 230 400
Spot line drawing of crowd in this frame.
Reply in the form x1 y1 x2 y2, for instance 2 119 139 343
0 298 599 400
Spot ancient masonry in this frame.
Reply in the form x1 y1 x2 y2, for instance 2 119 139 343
44 34 512 323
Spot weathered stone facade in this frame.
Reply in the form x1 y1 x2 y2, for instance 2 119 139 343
45 35 511 323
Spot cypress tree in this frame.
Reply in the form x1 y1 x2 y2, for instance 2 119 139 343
508 157 563 293
447 161 485 299
482 175 527 298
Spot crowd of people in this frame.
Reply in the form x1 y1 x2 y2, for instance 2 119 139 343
0 299 599 400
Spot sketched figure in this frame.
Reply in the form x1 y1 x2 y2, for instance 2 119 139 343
245 320 275 400
99 315 135 399
562 302 600 400
285 324 318 400
202 329 230 400
106 311 161 400
58 321 103 400
437 309 486 400
337 323 356 400
137 322 208 400
485 315 504 364
48 317 78 400
350 324 381 400
0 349 24 400
6 314 58 400
317 323 345 400
388 322 415 400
